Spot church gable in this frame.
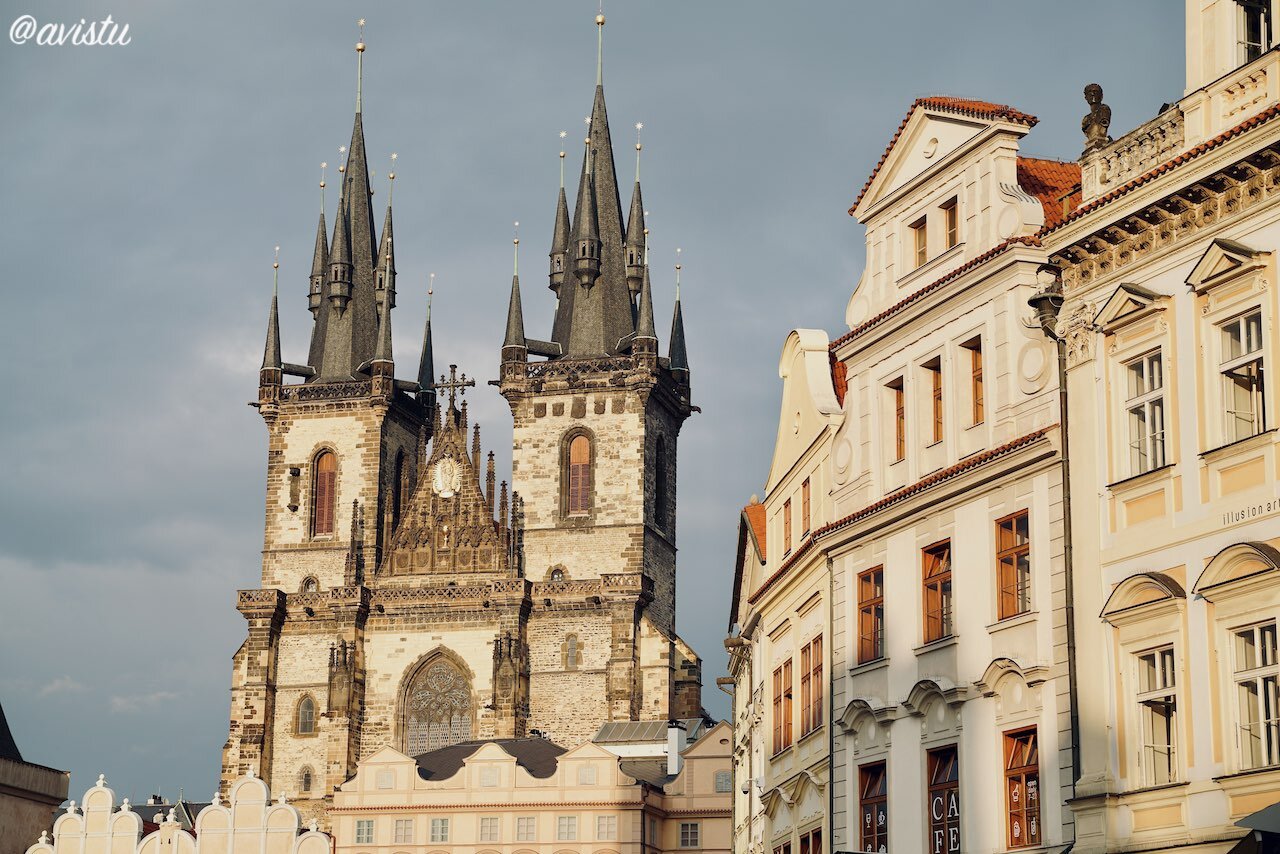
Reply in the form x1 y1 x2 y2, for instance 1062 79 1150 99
385 384 515 577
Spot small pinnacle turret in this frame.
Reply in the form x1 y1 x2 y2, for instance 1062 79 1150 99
635 262 657 344
328 201 353 311
668 267 689 376
504 235 528 362
376 201 396 310
418 280 435 396
573 141 602 290
262 261 283 377
549 186 570 294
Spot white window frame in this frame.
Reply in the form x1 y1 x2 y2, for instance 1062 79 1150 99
1124 350 1166 475
355 819 374 845
557 815 578 841
516 816 536 842
1219 309 1267 444
1233 620 1280 769
597 815 618 841
394 819 414 845
430 818 450 843
680 821 701 849
479 816 500 843
1239 0 1274 64
1136 646 1179 786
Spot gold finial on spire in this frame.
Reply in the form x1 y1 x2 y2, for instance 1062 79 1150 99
356 19 366 113
643 210 650 264
272 245 280 293
596 2 605 86
427 272 435 320
338 145 347 174
387 151 397 204
559 130 567 188
675 247 682 300
634 122 643 181
513 221 520 275
320 161 327 211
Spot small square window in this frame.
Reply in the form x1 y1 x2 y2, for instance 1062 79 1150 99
394 819 414 845
480 817 500 842
516 816 537 842
557 816 578 841
430 818 450 843
597 815 618 841
355 820 374 845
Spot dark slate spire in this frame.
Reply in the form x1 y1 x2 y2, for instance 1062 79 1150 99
262 258 283 373
328 194 353 308
549 185 570 294
306 210 330 371
668 263 689 375
504 232 528 359
417 279 436 407
635 262 656 342
624 136 645 299
373 275 393 365
376 195 396 306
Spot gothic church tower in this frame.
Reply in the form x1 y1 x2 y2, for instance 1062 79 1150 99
222 20 703 827
499 15 701 735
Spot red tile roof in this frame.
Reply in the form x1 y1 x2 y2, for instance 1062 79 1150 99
850 97 1039 215
1041 102 1280 237
1017 157 1082 230
829 354 848 407
743 501 767 563
747 426 1054 606
829 235 1041 352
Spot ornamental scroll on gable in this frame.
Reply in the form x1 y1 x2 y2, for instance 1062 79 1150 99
384 377 522 577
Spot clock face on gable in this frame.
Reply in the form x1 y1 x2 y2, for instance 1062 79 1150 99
432 457 461 498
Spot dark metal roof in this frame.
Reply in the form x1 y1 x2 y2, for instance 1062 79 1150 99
413 738 566 781
619 759 672 788
0 701 23 763
593 718 706 745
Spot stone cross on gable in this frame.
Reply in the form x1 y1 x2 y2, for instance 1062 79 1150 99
433 364 476 409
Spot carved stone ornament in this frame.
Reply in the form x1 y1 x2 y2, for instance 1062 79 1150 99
1082 83 1112 151
432 456 462 498
1056 300 1097 368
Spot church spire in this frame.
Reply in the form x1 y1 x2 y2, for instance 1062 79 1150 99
668 253 689 376
635 256 656 343
418 275 436 401
262 248 283 378
504 233 528 362
306 183 330 371
572 138 602 290
373 263 393 366
376 154 397 310
549 138 571 295
623 128 645 298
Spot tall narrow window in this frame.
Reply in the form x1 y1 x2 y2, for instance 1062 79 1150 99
772 659 793 753
296 696 316 735
783 499 793 556
1234 621 1279 770
800 642 811 737
801 477 811 535
964 338 984 425
807 635 823 732
923 541 953 643
567 434 592 515
924 358 943 443
392 450 407 531
655 435 669 522
799 828 821 854
997 511 1032 619
563 634 582 669
927 746 961 854
942 198 959 249
299 766 313 793
859 762 888 853
1004 728 1041 849
1125 351 1166 474
1221 310 1267 443
888 377 906 462
858 567 885 663
910 216 928 268
1240 1 1272 63
312 450 337 536
1137 646 1178 785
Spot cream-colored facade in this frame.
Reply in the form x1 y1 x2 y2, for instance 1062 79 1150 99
329 724 731 854
732 97 1077 854
21 773 331 854
1042 2 1280 850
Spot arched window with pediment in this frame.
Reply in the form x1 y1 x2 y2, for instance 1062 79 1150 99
312 450 337 536
401 653 474 754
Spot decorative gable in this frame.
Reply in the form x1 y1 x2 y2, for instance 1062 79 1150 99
1094 283 1165 333
383 402 515 577
1186 238 1269 294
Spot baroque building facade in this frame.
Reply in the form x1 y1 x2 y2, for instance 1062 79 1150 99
730 97 1076 854
221 22 703 825
1039 1 1280 849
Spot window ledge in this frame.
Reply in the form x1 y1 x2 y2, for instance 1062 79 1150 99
849 657 889 677
1212 764 1280 783
797 726 825 747
1117 780 1189 797
913 635 959 655
1200 428 1276 462
964 420 985 432
897 242 965 290
1106 462 1174 492
987 610 1038 632
926 439 944 449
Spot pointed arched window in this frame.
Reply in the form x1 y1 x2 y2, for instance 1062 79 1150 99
403 655 474 754
567 434 592 516
296 696 316 735
312 451 337 536
300 766 314 793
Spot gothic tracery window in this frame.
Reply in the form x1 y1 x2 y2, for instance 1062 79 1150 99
296 696 316 735
403 656 474 754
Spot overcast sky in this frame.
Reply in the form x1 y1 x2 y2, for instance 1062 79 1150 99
0 0 1182 806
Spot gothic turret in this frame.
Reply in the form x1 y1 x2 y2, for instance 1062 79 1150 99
549 185 570 294
328 202 353 311
624 179 645 297
668 265 689 377
307 211 330 369
376 188 395 311
418 282 436 399
261 259 283 387
503 274 527 364
634 261 657 350
572 142 602 290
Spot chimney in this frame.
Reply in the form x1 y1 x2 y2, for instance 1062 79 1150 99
666 720 687 776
